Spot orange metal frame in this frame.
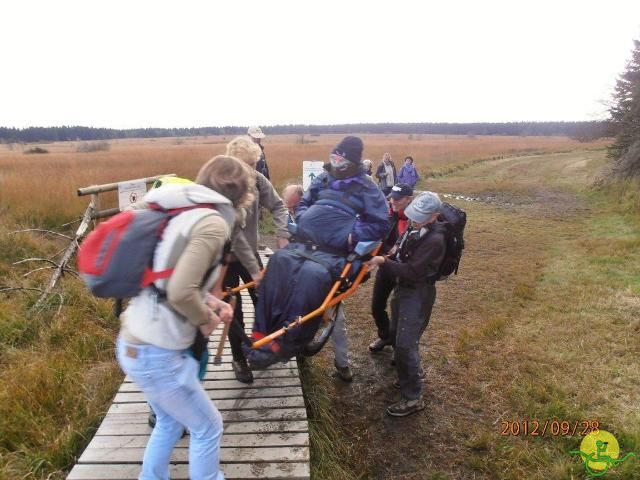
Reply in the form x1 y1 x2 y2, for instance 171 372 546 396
226 245 382 349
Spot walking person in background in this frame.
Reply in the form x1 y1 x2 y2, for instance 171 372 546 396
398 156 420 188
366 191 446 417
368 183 414 353
362 158 373 176
224 136 289 383
376 153 397 196
116 155 254 479
247 126 270 180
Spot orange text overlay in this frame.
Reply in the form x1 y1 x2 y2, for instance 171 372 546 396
500 420 600 437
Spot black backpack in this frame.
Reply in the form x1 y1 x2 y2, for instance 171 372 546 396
435 202 466 280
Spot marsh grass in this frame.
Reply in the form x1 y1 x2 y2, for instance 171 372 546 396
299 356 363 480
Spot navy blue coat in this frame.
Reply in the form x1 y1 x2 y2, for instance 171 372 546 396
294 172 389 253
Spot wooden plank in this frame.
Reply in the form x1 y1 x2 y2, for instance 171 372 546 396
87 433 309 449
108 396 305 414
119 377 301 392
113 386 303 403
79 446 309 463
68 462 310 480
125 367 301 383
100 409 308 428
96 420 308 436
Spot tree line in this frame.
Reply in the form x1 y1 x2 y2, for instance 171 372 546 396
608 38 640 178
0 121 609 144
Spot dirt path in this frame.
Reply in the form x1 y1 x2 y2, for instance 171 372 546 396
307 150 614 479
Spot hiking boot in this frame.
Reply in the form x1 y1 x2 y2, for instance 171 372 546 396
386 397 425 417
333 361 353 382
232 358 254 384
369 338 389 353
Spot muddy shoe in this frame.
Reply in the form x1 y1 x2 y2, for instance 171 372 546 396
386 397 425 417
368 338 389 353
232 358 254 384
333 361 353 382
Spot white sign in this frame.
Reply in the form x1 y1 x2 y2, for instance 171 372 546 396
302 161 325 191
118 180 147 210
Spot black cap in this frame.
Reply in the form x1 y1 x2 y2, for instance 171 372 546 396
388 183 414 199
331 136 363 164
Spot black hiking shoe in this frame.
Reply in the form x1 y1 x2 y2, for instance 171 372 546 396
369 338 390 352
232 358 254 384
333 360 353 382
386 397 425 417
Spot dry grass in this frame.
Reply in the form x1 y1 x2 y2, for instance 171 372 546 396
0 134 607 227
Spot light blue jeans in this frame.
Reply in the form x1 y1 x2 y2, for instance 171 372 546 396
116 337 225 480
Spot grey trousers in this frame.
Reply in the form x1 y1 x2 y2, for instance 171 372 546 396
391 283 436 400
330 304 349 368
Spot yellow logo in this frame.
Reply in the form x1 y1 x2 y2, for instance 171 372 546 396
570 430 635 477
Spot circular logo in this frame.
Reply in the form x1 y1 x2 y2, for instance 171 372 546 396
579 430 619 471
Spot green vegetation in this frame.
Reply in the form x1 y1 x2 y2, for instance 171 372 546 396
0 225 121 479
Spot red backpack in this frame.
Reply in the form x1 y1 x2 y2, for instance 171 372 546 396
78 204 215 298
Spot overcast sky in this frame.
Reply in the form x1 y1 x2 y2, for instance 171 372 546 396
2 0 640 128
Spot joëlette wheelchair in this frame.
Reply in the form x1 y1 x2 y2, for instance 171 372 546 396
219 240 382 365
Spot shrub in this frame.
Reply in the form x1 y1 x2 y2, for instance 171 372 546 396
24 147 48 154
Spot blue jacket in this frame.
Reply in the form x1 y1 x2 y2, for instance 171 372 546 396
295 172 389 253
398 164 420 187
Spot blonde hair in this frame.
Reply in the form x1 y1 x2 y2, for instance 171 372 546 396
226 136 262 168
195 155 254 208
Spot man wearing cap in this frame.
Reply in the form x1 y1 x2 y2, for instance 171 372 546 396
368 183 414 353
247 126 270 180
366 191 446 417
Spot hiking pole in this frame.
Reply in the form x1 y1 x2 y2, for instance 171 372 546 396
214 296 236 365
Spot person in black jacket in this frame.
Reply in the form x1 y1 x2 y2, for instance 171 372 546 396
369 183 414 352
366 191 445 417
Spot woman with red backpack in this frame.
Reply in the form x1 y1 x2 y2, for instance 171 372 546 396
115 155 254 480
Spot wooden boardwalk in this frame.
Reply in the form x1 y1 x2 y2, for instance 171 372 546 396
67 250 311 479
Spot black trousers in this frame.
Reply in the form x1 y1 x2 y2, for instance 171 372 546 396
391 283 436 400
371 268 396 343
223 261 259 360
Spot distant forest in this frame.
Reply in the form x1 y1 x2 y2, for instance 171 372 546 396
0 121 610 143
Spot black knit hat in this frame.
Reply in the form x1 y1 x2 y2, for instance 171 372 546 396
331 136 363 164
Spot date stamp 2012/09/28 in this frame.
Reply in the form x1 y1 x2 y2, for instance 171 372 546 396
500 419 600 437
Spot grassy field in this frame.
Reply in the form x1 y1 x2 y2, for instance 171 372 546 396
1 134 636 479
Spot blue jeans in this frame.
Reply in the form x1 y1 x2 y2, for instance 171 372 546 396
116 337 225 480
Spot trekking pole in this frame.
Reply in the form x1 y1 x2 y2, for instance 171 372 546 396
214 296 236 365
